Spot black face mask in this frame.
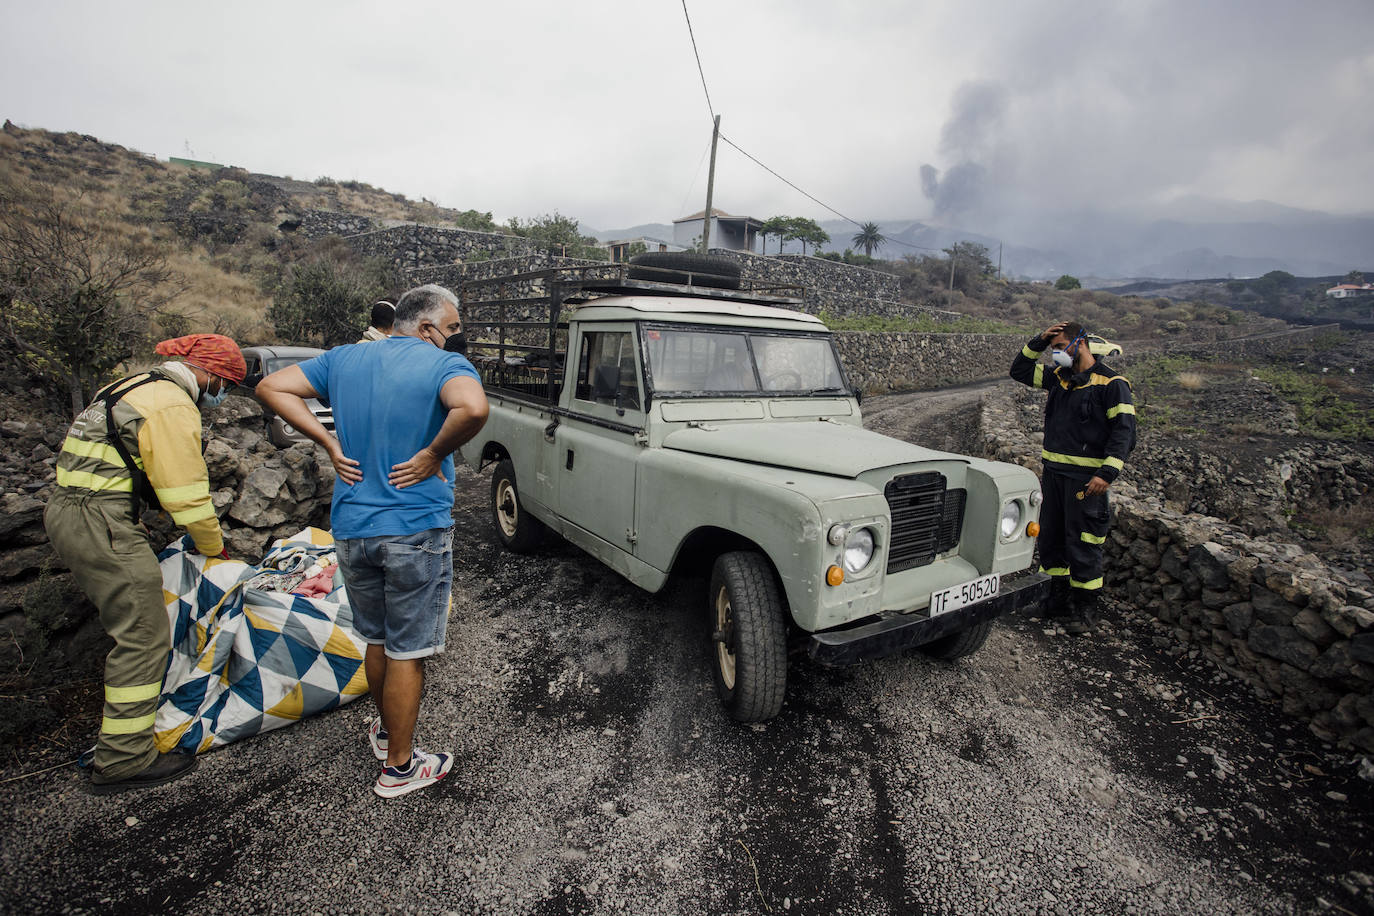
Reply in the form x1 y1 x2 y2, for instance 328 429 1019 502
443 332 468 356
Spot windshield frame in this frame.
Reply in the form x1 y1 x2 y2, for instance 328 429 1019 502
640 320 850 400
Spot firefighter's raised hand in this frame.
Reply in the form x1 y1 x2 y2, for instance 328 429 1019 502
1041 321 1068 342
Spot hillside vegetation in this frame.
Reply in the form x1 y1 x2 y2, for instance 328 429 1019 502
1 123 1282 410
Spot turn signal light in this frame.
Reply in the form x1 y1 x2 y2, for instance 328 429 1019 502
1026 521 1041 537
826 565 845 586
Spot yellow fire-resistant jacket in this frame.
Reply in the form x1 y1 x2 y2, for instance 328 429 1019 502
54 362 224 556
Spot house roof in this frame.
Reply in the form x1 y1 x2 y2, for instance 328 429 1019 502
673 208 765 229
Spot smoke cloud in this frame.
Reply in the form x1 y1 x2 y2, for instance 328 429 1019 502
920 80 1008 224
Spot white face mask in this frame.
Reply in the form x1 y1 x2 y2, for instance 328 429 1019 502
1050 348 1074 369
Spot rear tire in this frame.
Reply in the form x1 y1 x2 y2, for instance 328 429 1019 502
708 552 787 722
490 459 544 553
919 619 993 660
628 252 742 290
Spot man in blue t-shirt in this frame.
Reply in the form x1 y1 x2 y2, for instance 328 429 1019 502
258 284 488 798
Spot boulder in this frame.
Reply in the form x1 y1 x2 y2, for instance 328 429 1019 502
1248 625 1319 671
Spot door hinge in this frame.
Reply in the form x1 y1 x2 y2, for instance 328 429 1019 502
634 430 649 447
625 528 638 545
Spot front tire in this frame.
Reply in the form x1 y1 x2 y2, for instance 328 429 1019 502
490 459 544 553
919 619 992 660
709 552 787 722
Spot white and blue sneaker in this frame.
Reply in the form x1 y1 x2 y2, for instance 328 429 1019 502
367 717 389 761
374 748 453 798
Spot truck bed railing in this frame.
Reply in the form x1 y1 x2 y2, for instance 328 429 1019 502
459 264 806 402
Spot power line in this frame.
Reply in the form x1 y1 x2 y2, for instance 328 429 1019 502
680 3 952 257
681 0 714 120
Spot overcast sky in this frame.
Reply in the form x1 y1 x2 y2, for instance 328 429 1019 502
3 0 1372 234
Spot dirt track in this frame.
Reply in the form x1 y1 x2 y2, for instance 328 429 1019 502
2 384 1371 915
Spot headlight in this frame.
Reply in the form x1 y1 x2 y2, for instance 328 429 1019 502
1029 489 1043 507
842 527 875 573
999 501 1023 540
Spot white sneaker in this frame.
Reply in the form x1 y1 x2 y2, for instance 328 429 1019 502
374 749 453 799
367 717 388 761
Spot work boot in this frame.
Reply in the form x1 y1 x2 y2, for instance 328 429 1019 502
88 751 198 796
1043 577 1072 620
1064 591 1099 636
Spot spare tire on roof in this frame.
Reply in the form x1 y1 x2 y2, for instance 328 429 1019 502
627 252 742 290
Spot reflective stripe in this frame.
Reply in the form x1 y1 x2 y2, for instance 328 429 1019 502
156 480 211 503
1041 449 1105 468
1021 343 1039 359
1039 566 1070 577
1106 403 1136 418
105 681 161 703
1103 456 1125 471
101 712 157 735
1080 532 1106 545
1033 364 1044 388
55 467 134 492
170 502 218 525
1070 577 1103 590
61 436 143 469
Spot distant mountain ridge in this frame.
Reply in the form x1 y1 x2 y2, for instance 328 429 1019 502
590 199 1374 281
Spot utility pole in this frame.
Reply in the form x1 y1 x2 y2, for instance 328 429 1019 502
997 243 1003 281
948 246 957 307
702 114 721 253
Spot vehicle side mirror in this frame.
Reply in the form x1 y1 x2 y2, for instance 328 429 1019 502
591 365 621 402
852 386 864 405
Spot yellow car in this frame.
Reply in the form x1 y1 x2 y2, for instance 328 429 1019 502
1085 334 1122 358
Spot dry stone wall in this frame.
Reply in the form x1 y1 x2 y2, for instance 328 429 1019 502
979 389 1374 753
835 331 1026 393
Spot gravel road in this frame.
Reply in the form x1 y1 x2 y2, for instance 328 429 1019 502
2 384 1371 915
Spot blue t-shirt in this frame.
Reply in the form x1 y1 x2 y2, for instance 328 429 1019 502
300 336 480 539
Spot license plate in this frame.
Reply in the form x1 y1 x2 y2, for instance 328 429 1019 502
929 574 1000 617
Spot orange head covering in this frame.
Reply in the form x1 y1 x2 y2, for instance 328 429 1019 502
155 333 247 383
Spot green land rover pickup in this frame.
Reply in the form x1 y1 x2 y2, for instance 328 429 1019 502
460 256 1048 722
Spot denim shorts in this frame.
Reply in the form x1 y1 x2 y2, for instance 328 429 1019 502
336 526 454 660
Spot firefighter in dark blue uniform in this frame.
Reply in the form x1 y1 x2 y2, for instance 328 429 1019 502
1010 321 1136 634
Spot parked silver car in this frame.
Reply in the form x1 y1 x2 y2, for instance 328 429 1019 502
239 345 335 447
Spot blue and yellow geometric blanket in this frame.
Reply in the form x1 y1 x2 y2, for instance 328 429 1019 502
154 527 369 754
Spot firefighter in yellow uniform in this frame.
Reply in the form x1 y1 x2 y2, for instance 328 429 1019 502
44 334 246 794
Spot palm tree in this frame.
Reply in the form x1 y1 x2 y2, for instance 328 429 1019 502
851 222 886 258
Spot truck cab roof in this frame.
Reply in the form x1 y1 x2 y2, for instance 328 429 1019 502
572 295 827 331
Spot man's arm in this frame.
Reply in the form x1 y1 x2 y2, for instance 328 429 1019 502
1083 377 1136 496
1010 321 1065 389
256 365 362 485
388 376 490 489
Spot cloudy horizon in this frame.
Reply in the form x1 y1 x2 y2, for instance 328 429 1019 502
3 0 1372 238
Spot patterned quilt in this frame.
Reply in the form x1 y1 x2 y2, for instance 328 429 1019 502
154 527 369 754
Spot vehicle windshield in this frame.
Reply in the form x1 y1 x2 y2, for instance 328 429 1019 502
266 356 309 374
644 326 847 396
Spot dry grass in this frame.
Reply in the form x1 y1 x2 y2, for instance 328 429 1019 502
1296 501 1374 549
1177 371 1206 391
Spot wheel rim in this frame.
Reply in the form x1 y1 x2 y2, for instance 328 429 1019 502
714 585 736 690
495 478 519 537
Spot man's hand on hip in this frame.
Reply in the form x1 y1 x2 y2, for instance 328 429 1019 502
389 447 447 489
1085 475 1111 496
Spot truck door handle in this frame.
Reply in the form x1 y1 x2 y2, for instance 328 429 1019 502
566 449 574 470
543 419 558 442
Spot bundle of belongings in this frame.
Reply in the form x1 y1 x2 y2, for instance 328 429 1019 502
154 527 369 753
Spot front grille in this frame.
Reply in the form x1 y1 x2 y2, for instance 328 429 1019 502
884 472 965 574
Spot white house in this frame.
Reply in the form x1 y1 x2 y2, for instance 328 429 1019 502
605 236 686 263
1326 283 1374 299
672 208 765 253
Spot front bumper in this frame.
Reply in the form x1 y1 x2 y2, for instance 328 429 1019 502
806 571 1049 666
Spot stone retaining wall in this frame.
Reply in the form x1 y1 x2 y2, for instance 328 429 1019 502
978 390 1374 753
835 332 1025 393
297 209 374 238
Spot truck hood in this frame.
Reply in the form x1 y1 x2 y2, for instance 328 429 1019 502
661 420 966 478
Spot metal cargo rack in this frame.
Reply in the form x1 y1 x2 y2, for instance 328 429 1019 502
459 263 806 402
